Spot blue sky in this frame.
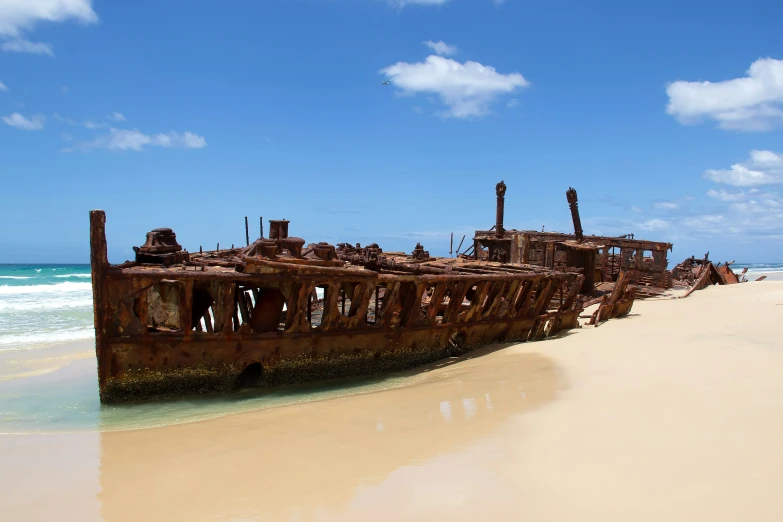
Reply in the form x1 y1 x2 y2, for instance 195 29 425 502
2 0 783 264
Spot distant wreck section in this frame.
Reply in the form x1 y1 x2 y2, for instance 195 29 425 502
470 185 745 301
671 254 748 296
90 184 588 403
472 185 673 300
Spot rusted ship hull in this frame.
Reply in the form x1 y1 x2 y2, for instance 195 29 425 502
90 211 585 403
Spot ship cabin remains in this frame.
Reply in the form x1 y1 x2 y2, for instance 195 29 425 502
471 184 673 296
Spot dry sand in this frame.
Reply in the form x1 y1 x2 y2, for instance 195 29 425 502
1 281 782 521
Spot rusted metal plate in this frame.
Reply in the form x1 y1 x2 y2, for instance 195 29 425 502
588 271 636 325
682 262 725 297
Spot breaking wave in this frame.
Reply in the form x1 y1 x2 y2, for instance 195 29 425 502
0 297 94 312
0 281 92 295
0 328 95 348
0 269 94 353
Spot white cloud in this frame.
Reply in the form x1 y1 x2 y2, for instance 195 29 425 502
2 112 45 130
54 113 109 129
666 57 783 131
74 128 207 152
0 80 6 91
0 0 98 55
0 0 97 36
106 112 125 122
53 112 77 125
682 214 724 230
703 150 783 186
636 218 670 231
649 151 783 242
653 201 679 210
707 189 746 202
506 98 518 108
423 40 457 56
1 38 53 56
380 55 529 118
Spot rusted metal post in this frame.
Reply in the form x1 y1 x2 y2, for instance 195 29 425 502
89 210 109 392
260 217 264 239
496 181 506 237
456 234 465 255
245 216 249 246
217 243 219 252
566 187 583 242
450 232 454 257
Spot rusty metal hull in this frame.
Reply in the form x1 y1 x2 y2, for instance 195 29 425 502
588 272 636 325
90 211 585 403
101 309 580 402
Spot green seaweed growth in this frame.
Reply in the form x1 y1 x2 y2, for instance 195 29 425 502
101 364 238 403
256 345 458 388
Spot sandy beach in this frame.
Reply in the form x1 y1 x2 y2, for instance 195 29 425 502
1 280 782 521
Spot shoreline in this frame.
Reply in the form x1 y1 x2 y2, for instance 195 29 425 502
1 281 782 520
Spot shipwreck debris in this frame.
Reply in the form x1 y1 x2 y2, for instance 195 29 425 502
588 271 636 325
671 253 746 296
473 186 672 303
132 228 189 267
89 183 590 403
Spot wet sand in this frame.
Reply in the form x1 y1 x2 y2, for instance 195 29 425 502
1 281 782 521
0 339 93 382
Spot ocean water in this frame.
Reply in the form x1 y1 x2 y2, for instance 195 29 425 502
0 264 94 351
732 262 783 277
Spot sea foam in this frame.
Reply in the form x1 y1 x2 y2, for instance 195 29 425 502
0 281 92 295
0 328 95 348
0 297 94 312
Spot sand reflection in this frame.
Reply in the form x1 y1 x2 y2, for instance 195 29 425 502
97 349 563 521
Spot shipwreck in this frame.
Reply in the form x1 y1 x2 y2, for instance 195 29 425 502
90 182 595 403
471 186 674 298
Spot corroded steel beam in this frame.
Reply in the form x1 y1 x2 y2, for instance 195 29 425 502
566 187 583 242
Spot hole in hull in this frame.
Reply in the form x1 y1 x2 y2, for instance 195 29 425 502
233 362 263 390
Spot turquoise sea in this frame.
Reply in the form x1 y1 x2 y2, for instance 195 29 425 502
0 264 94 351
1 262 781 435
732 262 783 278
